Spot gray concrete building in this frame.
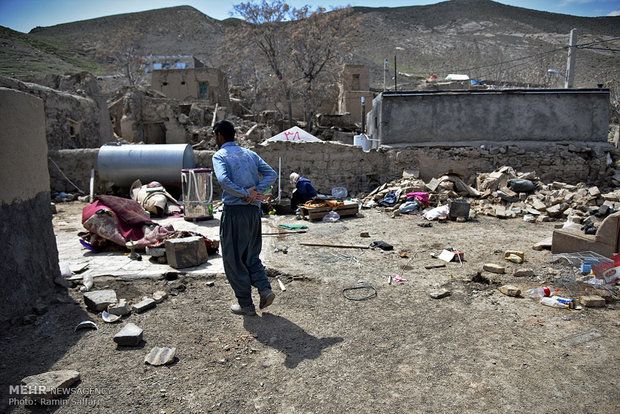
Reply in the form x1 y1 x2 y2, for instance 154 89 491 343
367 89 610 147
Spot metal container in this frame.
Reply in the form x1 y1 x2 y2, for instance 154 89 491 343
448 199 470 220
98 143 195 188
181 168 214 221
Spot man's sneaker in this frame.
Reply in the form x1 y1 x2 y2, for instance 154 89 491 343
259 289 275 309
230 304 256 316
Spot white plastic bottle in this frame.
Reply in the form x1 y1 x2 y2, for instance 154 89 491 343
527 286 552 298
540 296 575 309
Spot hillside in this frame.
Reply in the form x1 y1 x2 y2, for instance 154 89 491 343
0 25 97 78
1 0 619 89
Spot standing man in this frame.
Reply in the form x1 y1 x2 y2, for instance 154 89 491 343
212 120 277 316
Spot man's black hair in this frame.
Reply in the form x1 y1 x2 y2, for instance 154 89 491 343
214 120 235 142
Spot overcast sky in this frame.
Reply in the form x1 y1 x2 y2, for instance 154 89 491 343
1 0 619 33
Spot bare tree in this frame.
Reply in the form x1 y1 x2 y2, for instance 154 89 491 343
289 6 360 130
224 0 296 126
97 28 144 86
226 1 361 130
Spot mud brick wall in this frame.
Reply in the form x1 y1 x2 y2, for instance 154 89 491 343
49 141 617 199
48 149 100 194
253 141 617 196
0 88 58 324
0 75 113 151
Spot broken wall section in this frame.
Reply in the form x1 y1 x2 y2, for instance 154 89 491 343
48 143 617 199
0 88 58 324
0 74 113 150
255 142 617 196
108 86 220 146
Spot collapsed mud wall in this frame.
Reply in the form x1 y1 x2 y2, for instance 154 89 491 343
0 88 58 324
0 75 113 150
49 142 617 198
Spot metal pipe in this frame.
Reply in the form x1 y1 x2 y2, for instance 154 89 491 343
277 157 282 203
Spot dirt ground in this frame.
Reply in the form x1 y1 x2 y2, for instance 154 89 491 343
2 201 619 413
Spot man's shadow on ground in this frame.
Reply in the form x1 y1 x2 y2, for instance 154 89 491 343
244 313 343 368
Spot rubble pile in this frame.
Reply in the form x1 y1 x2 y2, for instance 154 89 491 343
363 166 619 222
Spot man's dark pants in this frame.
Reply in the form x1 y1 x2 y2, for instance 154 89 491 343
220 204 271 307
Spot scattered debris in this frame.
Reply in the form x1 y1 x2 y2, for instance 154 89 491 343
483 263 506 274
362 166 618 225
133 298 156 313
113 323 144 346
108 299 131 316
430 289 451 299
164 236 208 269
498 285 521 297
80 273 94 292
505 250 525 263
438 249 464 263
533 237 553 251
579 295 606 308
102 311 121 323
20 370 80 402
369 241 393 251
342 284 377 301
300 242 369 249
74 320 98 332
540 296 576 309
152 290 168 303
83 289 118 312
145 347 176 366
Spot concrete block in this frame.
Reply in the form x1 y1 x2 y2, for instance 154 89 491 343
483 263 505 274
152 291 168 303
133 298 156 313
108 299 131 316
164 236 208 269
20 370 80 402
113 323 143 346
83 289 117 312
579 295 606 308
513 268 534 277
429 289 451 299
498 285 521 296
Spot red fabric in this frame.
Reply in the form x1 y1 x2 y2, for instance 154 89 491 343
82 196 153 241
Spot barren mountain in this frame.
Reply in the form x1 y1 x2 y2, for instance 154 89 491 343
1 0 619 88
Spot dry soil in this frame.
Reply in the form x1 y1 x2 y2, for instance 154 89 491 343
1 201 619 413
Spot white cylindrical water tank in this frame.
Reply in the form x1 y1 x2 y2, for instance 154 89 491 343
98 143 195 188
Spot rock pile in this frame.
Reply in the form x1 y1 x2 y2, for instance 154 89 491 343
363 166 619 222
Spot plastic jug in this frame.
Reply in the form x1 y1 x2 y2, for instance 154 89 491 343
181 168 214 221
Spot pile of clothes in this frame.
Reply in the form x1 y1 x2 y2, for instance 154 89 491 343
80 195 174 250
80 194 218 255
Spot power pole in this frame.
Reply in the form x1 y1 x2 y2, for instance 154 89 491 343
565 29 577 89
384 59 388 91
394 55 397 91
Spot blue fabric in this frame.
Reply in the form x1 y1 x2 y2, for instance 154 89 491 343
220 205 271 307
296 177 317 201
212 142 277 207
377 190 397 207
